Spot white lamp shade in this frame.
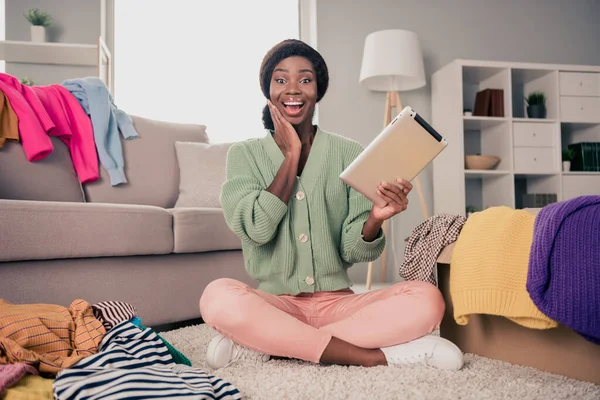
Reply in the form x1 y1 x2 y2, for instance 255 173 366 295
359 29 426 92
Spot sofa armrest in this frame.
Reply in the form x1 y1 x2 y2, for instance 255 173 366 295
0 199 173 262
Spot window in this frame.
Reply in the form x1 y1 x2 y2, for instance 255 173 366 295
114 0 300 143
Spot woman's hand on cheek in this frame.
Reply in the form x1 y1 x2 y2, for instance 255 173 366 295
268 100 301 156
370 179 413 221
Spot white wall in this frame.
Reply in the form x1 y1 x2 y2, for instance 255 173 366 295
0 0 4 73
316 0 600 283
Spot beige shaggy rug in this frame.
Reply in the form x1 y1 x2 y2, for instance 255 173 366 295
161 323 600 400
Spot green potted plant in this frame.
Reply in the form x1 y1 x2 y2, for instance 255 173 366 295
525 91 546 119
562 148 575 172
466 205 478 217
19 77 35 86
23 8 52 43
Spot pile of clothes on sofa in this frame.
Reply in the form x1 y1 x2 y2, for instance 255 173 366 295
0 72 138 187
0 299 241 399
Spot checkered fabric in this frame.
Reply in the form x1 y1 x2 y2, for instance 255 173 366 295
399 213 467 284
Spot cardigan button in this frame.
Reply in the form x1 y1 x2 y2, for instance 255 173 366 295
305 276 314 286
295 191 305 200
298 233 309 243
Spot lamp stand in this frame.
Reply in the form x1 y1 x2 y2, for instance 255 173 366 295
365 91 430 290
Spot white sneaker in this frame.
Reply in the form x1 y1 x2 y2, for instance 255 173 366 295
206 333 270 369
381 335 464 370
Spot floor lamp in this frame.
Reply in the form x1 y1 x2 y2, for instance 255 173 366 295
359 29 429 290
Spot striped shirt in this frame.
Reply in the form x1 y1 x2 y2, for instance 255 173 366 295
92 300 137 331
53 321 242 399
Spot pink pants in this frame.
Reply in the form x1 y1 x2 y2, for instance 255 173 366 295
199 278 445 363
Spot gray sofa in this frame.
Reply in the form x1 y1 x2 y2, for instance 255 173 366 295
0 115 255 327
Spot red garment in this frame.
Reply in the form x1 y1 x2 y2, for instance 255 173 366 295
32 85 99 183
0 73 54 161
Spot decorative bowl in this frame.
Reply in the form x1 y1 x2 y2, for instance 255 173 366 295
465 155 501 170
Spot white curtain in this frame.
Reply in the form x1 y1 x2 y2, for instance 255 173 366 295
114 0 299 143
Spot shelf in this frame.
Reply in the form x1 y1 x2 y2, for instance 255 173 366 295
514 171 560 177
455 59 600 73
465 170 514 210
513 118 557 123
463 66 508 84
463 116 508 130
514 174 561 209
462 66 511 118
511 68 559 119
465 170 511 179
563 171 600 175
511 68 556 85
561 121 600 126
432 59 600 216
0 40 97 66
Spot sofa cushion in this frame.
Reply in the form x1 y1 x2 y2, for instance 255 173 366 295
0 138 85 202
0 200 173 262
169 207 241 253
174 141 232 208
83 116 209 208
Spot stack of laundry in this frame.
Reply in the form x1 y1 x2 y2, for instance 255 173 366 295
0 299 242 399
0 72 139 186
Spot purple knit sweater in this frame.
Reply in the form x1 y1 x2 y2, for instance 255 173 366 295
527 195 600 345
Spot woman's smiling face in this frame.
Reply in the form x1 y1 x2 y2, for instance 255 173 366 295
269 56 317 126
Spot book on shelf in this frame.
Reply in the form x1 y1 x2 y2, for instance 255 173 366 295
473 88 504 117
522 193 557 208
490 89 504 117
473 89 491 116
568 142 600 172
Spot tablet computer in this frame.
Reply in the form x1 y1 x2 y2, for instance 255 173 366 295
339 106 448 208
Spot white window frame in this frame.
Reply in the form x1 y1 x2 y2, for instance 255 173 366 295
299 0 319 123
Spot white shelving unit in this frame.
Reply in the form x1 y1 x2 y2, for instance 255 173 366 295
0 37 112 93
0 40 97 66
431 59 600 216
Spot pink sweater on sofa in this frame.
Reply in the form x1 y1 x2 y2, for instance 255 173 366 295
32 85 99 183
0 73 54 161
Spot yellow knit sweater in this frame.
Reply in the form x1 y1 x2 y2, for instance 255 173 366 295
450 206 557 329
